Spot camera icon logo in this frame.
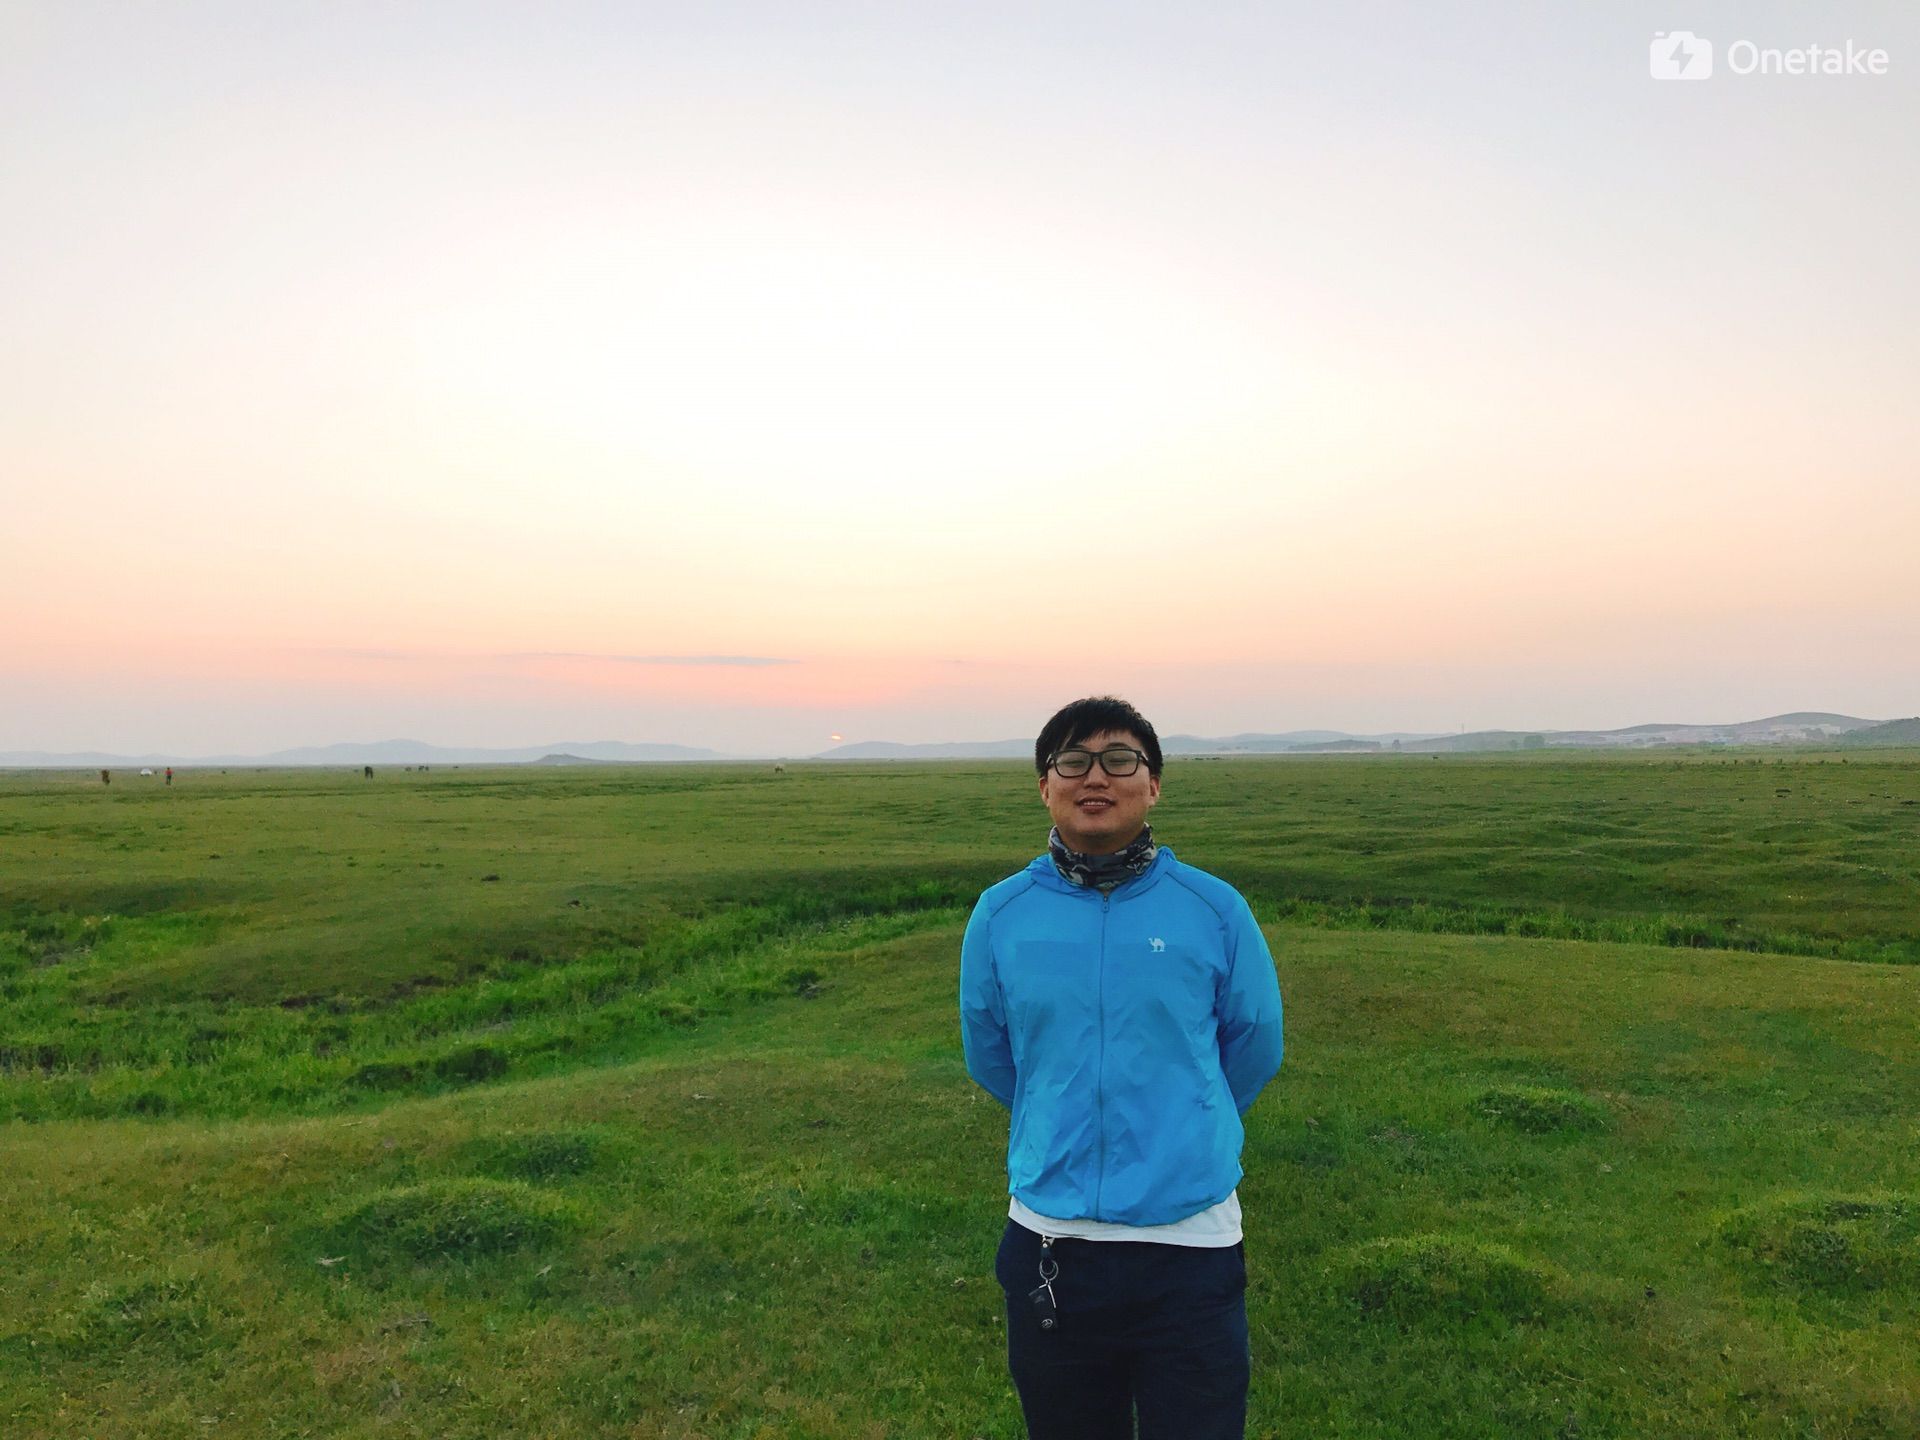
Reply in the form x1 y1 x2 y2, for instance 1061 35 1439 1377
1650 30 1713 79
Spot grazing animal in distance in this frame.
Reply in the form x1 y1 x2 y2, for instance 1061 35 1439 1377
363 765 373 779
100 769 110 786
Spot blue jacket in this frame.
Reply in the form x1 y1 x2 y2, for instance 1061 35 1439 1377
960 847 1284 1226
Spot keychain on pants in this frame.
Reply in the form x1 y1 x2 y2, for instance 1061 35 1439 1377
1027 1235 1061 1330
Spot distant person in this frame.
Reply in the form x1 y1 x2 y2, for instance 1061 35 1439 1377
164 766 173 786
960 696 1284 1439
100 768 110 786
363 765 373 779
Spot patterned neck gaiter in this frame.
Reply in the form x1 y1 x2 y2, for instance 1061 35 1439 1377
1048 824 1159 893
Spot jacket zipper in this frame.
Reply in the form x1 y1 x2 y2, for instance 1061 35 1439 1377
1095 890 1110 1218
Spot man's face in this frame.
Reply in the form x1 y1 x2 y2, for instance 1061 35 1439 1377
1039 727 1161 856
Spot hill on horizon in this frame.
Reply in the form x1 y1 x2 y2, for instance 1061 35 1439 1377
1837 717 1920 746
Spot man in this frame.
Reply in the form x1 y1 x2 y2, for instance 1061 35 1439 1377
960 696 1284 1439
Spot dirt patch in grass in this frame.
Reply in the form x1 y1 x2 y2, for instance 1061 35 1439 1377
1474 1084 1609 1135
1718 1192 1920 1295
1333 1233 1566 1324
318 1177 580 1262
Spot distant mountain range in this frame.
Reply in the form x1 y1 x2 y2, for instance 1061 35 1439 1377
0 739 723 768
5 713 1912 769
815 713 1900 759
813 739 1035 760
1384 712 1900 754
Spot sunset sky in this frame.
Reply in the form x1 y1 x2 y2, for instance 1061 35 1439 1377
3 1 1916 755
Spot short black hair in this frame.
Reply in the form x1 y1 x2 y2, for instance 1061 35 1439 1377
1035 696 1164 778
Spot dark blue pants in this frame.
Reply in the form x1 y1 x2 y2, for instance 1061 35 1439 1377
994 1219 1250 1440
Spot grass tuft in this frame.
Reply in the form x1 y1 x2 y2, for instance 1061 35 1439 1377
1333 1234 1565 1324
56 1271 219 1361
1473 1084 1609 1134
317 1177 580 1261
347 1059 417 1090
458 1127 610 1181
1717 1192 1920 1295
432 1042 510 1084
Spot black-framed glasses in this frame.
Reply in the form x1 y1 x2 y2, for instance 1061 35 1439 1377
1049 746 1148 778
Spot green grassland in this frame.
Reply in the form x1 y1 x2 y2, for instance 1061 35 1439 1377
2 751 1918 1437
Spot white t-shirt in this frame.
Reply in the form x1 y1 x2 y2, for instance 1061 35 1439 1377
1009 1190 1242 1248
